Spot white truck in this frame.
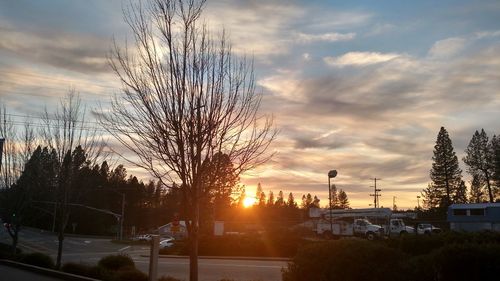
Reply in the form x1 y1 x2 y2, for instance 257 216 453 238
415 223 441 235
388 218 415 237
316 218 385 240
310 207 416 239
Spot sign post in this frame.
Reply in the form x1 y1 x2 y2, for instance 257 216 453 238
149 235 159 281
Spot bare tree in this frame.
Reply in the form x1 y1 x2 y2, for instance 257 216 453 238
41 90 105 268
100 1 276 280
0 105 37 253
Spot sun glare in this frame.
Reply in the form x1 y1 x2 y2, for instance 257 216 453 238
243 197 256 208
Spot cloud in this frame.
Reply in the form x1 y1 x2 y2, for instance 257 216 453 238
324 52 401 67
295 32 356 43
0 28 111 73
428 37 467 58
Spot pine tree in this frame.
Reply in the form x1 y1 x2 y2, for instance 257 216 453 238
275 190 284 207
301 193 313 209
454 180 468 203
256 183 266 206
312 196 320 208
491 135 500 200
330 184 340 209
463 129 494 202
429 127 463 208
267 191 275 206
287 192 297 208
469 175 485 203
422 183 441 209
338 189 350 209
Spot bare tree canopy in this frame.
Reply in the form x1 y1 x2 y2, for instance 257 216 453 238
100 1 276 280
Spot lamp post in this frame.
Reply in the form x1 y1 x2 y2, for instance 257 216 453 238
328 170 337 235
417 196 421 210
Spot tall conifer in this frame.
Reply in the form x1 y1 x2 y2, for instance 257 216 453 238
463 129 494 202
429 127 463 208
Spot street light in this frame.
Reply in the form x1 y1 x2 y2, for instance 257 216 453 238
328 170 337 235
417 195 421 210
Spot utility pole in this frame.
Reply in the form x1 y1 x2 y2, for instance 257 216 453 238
369 178 381 208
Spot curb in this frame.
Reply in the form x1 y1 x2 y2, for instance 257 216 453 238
0 259 100 281
140 254 292 262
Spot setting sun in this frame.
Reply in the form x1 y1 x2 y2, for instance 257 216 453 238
243 197 256 208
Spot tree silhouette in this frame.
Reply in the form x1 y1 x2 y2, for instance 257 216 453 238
464 129 494 202
429 127 464 208
100 2 276 278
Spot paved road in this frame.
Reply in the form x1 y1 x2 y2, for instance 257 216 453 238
1 228 288 281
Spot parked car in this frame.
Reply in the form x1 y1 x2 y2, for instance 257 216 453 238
416 223 441 235
159 237 175 249
133 234 152 241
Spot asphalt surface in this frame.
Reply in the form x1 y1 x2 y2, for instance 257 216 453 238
0 227 288 281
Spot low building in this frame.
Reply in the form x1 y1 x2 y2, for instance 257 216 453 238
158 221 187 239
448 203 500 232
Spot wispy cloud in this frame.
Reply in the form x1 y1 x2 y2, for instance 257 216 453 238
324 52 401 67
295 32 356 43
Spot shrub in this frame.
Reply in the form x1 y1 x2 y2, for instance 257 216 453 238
158 276 183 281
87 265 112 281
19 252 55 269
98 254 135 271
0 242 22 259
61 262 91 276
428 243 500 281
282 240 410 281
113 268 148 281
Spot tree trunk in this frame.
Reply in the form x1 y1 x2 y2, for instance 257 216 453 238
189 230 199 281
485 171 493 203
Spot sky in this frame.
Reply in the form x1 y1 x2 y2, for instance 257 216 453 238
1 0 500 209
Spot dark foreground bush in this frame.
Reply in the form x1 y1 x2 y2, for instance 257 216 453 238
113 268 148 281
282 239 409 281
61 262 91 276
158 276 183 281
0 242 22 259
424 243 500 281
20 252 55 269
98 254 135 271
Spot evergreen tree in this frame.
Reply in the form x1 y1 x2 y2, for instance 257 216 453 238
491 135 500 199
422 183 441 209
463 129 494 202
469 175 485 203
429 127 463 208
338 189 350 209
256 183 266 206
267 191 275 206
330 184 340 209
275 190 284 207
454 180 468 204
303 193 313 209
312 196 320 208
287 192 297 208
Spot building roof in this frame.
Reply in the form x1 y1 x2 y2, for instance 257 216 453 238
449 203 500 209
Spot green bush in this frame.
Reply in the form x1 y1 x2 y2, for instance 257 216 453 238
61 262 90 276
282 240 410 281
98 254 135 271
20 252 55 269
113 268 148 281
